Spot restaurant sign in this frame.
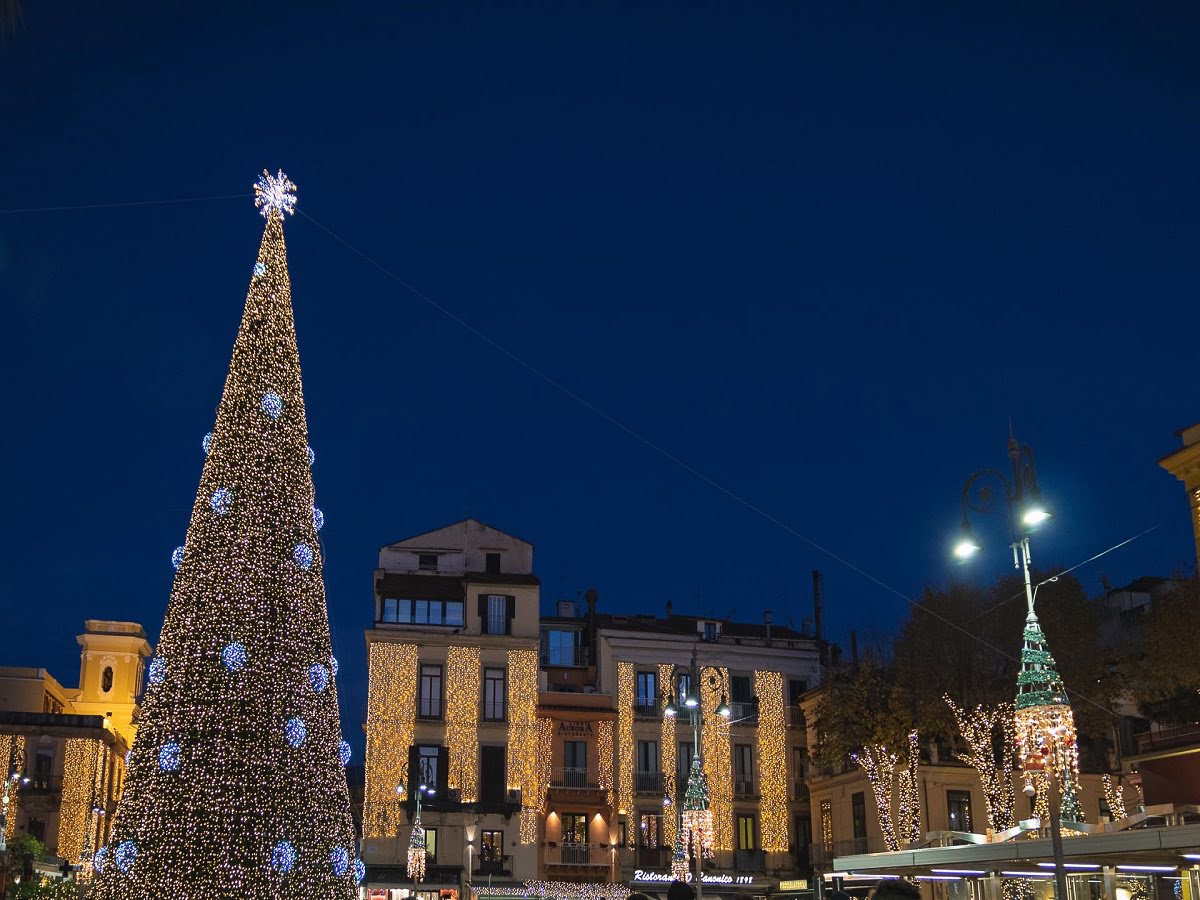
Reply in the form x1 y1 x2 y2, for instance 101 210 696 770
778 880 809 891
634 870 755 886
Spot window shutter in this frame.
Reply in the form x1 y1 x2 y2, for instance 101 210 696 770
406 745 419 800
437 745 450 794
506 595 516 623
478 594 488 620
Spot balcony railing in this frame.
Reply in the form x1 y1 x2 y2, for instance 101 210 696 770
787 705 806 728
634 703 659 719
1135 724 1200 754
809 837 869 865
730 701 758 724
635 771 663 793
550 767 600 790
792 781 809 801
734 849 765 871
734 779 756 798
474 855 512 876
546 843 607 866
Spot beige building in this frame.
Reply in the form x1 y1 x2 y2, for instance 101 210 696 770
0 621 150 866
362 520 543 900
1160 418 1200 573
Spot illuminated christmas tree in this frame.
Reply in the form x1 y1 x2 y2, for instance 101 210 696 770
91 172 360 900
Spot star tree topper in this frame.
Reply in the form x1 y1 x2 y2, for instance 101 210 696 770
254 168 297 219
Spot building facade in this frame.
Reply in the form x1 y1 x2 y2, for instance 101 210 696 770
362 520 543 900
0 621 150 867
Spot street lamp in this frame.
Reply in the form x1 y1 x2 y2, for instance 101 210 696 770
1 771 30 854
661 644 731 900
399 761 436 882
951 427 1078 900
465 822 477 887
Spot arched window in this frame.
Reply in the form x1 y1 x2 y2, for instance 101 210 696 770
102 666 114 693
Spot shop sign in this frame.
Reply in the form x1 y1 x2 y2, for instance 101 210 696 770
778 880 808 891
634 869 754 886
557 720 595 736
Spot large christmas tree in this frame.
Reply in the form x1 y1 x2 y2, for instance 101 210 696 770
91 172 359 900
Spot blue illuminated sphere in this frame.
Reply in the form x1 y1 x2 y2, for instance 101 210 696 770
306 445 316 466
253 262 266 278
285 717 307 748
313 507 324 531
210 488 232 516
222 642 248 672
331 846 350 878
94 847 108 873
171 546 185 570
293 543 315 569
308 663 330 693
147 657 166 685
354 859 366 883
330 656 339 677
115 840 137 873
260 392 284 419
271 841 296 874
202 431 213 455
339 740 352 766
158 742 181 772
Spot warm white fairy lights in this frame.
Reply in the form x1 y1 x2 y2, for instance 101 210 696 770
508 648 541 842
479 882 632 900
616 661 635 843
1102 774 1128 820
408 818 427 881
658 663 677 849
446 646 481 802
364 641 418 838
0 734 25 841
895 730 922 848
700 666 732 852
754 671 788 852
946 697 1017 832
598 719 615 810
92 196 356 899
59 738 103 864
853 744 900 851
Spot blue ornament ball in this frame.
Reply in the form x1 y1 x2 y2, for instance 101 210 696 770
147 657 166 685
285 717 307 748
330 656 339 677
115 840 137 873
293 543 315 570
260 392 284 420
306 445 316 466
210 488 232 516
354 859 366 883
158 742 181 772
171 546 185 570
253 262 266 278
313 507 324 531
202 432 213 455
339 740 352 766
271 841 296 874
94 847 108 873
222 642 248 672
308 663 330 693
331 846 350 878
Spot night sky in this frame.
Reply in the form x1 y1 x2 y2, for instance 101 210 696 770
2 3 1198 749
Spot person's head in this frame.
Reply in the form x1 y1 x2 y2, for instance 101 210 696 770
667 879 696 900
867 878 921 900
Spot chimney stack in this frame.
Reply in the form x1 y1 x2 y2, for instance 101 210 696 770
666 600 673 618
812 570 825 666
764 609 772 642
585 588 598 668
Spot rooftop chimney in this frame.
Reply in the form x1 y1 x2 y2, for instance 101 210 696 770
764 609 772 641
666 600 673 618
585 588 598 671
812 570 825 666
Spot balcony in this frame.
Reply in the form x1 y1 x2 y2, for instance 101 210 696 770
730 701 758 724
734 779 756 799
734 849 765 871
550 767 600 790
792 781 809 802
474 855 512 877
787 706 806 728
1134 724 1200 754
809 838 869 866
546 843 608 867
635 771 663 794
634 703 659 720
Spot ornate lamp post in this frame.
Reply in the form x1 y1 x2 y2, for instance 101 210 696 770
399 760 436 882
952 427 1078 900
662 644 732 900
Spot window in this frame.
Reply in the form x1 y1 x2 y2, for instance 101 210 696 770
486 552 501 574
639 813 663 848
676 673 693 706
419 664 443 718
101 666 114 693
416 745 440 793
703 621 718 641
423 827 438 861
381 598 464 626
637 741 659 792
564 740 587 771
737 815 756 851
730 675 753 704
617 819 627 847
418 553 438 571
484 667 506 721
677 742 695 779
788 679 808 705
947 790 973 832
33 748 53 789
852 791 867 840
636 671 658 711
481 830 503 863
485 595 509 635
27 818 46 841
561 813 587 844
734 744 754 795
544 630 577 666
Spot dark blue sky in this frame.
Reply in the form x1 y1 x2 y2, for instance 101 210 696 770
2 2 1198 746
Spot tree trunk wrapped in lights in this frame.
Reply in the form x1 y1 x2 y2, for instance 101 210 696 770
1102 774 1128 820
946 697 1018 832
680 757 714 859
407 818 426 881
1014 612 1082 824
852 745 898 851
91 172 358 900
852 733 922 851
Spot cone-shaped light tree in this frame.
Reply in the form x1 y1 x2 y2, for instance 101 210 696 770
91 172 359 900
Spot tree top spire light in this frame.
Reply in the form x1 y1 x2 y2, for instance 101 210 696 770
254 168 297 219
